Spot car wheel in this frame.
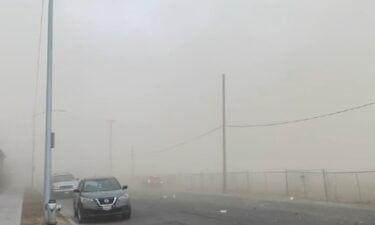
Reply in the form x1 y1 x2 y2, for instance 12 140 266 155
77 206 86 224
122 206 131 220
73 202 77 218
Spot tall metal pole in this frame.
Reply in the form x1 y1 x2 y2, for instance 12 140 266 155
108 120 115 175
222 74 227 193
43 0 54 217
31 114 36 187
32 109 65 188
131 145 134 177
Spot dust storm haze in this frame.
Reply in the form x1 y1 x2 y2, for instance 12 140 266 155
1 0 375 189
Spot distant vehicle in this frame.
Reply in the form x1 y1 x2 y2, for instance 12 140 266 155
143 176 163 188
73 177 131 223
52 173 79 198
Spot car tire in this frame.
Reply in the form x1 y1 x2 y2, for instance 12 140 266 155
77 206 86 224
122 206 132 220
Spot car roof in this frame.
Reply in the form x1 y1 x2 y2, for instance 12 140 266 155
81 176 117 181
53 172 74 176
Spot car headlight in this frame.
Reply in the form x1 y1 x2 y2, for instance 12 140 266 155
118 193 129 200
80 197 94 203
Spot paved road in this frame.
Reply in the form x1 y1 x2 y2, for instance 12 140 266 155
59 190 375 225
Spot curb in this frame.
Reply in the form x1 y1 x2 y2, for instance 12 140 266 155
58 212 77 225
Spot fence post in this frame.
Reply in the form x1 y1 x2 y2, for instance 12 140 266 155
334 174 338 201
191 174 195 190
322 169 329 201
246 170 251 194
200 172 204 190
285 169 289 197
355 173 363 203
302 172 307 198
264 173 268 194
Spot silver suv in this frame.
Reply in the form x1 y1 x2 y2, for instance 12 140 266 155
73 177 131 223
52 173 78 198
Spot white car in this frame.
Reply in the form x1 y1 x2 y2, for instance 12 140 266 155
52 173 79 198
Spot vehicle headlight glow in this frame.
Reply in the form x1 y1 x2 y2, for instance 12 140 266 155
118 193 129 200
80 197 94 203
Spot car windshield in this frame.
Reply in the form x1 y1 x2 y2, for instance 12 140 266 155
52 174 75 182
83 178 121 192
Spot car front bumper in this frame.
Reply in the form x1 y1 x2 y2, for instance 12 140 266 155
82 205 130 217
52 189 75 197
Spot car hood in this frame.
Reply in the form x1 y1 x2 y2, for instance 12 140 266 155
81 189 125 199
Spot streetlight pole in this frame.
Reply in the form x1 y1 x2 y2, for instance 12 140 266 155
31 114 36 187
222 74 227 194
108 120 115 175
131 145 134 177
31 109 65 188
43 0 54 222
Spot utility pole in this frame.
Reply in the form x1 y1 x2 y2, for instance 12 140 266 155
43 0 54 222
108 120 115 175
222 74 227 193
31 114 36 187
131 145 135 177
31 109 65 188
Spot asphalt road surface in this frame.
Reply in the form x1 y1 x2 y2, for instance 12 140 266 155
59 190 375 225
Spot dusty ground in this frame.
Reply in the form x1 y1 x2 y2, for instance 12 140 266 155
60 189 375 225
21 189 70 225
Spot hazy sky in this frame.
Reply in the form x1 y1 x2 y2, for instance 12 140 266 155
1 0 375 184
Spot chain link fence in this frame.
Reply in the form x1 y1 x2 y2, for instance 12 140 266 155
148 170 375 204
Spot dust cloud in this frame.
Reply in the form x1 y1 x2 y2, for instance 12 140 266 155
0 0 375 195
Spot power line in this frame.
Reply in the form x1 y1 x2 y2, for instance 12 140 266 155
140 126 222 154
33 0 45 115
135 101 375 155
228 101 375 128
31 0 45 187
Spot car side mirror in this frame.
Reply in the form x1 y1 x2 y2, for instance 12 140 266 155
122 185 128 190
73 189 80 193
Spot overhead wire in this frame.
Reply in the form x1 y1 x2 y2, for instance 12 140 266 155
33 0 46 116
138 101 375 155
139 125 222 154
228 101 375 128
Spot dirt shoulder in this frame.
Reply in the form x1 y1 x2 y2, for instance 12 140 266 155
21 189 70 225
